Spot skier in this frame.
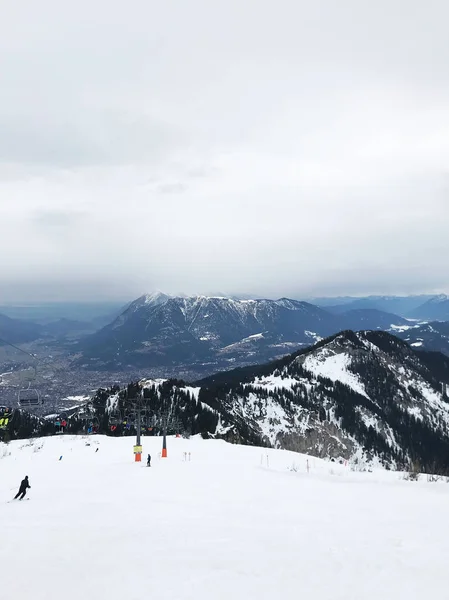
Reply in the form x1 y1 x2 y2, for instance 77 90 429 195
147 453 151 467
14 476 31 500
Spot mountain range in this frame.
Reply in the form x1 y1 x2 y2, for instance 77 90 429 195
76 292 413 371
312 295 436 317
313 294 449 321
407 295 449 321
2 292 449 376
314 294 449 321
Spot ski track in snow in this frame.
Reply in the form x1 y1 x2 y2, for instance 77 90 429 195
1 435 449 600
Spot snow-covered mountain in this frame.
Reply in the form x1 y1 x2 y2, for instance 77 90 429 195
76 292 410 371
409 294 449 321
193 330 449 470
28 330 448 472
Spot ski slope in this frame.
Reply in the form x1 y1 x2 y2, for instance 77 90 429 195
1 435 448 600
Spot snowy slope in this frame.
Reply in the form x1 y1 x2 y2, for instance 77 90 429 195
302 348 369 398
1 435 448 600
194 330 449 468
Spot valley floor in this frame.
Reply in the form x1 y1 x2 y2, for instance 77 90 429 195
1 435 448 600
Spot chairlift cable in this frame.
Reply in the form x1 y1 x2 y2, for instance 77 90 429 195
0 337 37 361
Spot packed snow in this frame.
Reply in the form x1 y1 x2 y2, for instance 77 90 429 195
1 435 449 600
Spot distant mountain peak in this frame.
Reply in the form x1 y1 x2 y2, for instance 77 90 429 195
430 294 449 304
409 294 449 321
137 291 171 306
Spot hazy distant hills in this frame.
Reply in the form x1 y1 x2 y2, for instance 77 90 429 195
0 313 43 344
0 301 127 324
407 295 449 321
313 295 436 317
0 301 126 345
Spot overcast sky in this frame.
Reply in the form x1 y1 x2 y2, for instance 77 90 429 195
0 0 448 302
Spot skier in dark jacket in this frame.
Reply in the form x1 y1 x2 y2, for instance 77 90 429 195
14 476 30 500
147 453 151 467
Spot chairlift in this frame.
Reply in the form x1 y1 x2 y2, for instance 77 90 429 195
76 402 94 421
0 339 47 414
144 414 158 432
17 363 43 408
108 409 122 426
77 410 92 423
109 409 122 432
127 409 151 430
18 385 42 407
73 404 97 433
123 411 136 430
84 402 95 416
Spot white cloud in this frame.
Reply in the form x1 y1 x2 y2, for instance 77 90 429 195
0 0 448 301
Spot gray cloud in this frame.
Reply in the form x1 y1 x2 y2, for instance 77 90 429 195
0 0 448 301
